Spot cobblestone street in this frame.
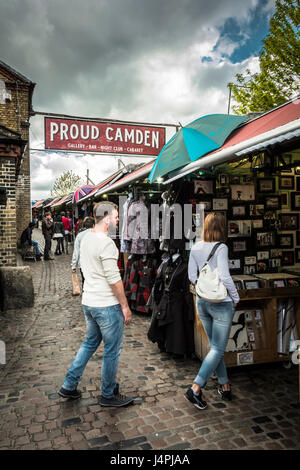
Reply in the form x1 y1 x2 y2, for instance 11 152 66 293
0 229 300 451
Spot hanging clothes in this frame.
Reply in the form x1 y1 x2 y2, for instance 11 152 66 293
147 255 195 356
123 255 158 313
120 194 133 253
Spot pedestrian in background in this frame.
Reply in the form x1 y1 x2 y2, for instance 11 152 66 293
59 201 134 407
71 216 95 285
185 212 239 409
53 215 65 255
20 221 41 260
61 211 71 254
42 212 54 260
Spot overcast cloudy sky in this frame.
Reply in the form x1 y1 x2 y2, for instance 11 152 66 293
0 0 276 200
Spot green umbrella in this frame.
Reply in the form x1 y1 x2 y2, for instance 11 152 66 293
148 113 247 183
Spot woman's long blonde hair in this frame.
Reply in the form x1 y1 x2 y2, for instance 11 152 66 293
203 212 227 243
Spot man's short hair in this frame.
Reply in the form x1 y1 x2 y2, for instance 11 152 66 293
83 216 95 229
44 211 51 217
93 201 118 224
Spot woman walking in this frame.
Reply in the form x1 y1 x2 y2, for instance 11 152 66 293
186 212 239 409
53 215 65 255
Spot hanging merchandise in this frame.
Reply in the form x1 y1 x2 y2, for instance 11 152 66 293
123 254 158 313
147 254 195 356
277 299 300 354
120 192 133 253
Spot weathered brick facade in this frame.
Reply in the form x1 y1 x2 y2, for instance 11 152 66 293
0 61 35 266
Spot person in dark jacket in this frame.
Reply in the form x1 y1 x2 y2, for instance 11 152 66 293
42 212 54 260
53 215 65 255
20 222 41 260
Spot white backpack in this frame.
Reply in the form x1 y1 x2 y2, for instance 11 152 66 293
195 242 227 303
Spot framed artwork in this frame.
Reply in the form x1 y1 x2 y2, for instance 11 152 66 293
234 281 243 290
229 259 241 270
194 180 214 195
242 175 253 183
297 231 300 246
265 196 281 210
232 205 246 217
278 233 294 248
249 204 264 216
257 178 275 193
230 175 240 184
232 240 247 252
231 185 255 201
198 200 211 211
218 174 229 186
257 251 269 260
296 177 300 192
257 261 268 273
228 220 252 237
256 231 276 247
287 279 300 287
291 192 300 211
279 213 299 231
244 265 256 275
269 258 281 268
270 248 282 258
252 219 263 229
295 248 300 263
212 198 228 210
273 280 286 288
279 176 294 190
281 251 295 266
244 256 257 265
244 280 260 289
280 192 289 209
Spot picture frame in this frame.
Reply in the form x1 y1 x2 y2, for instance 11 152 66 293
244 256 257 265
244 280 260 290
291 192 300 211
270 249 282 258
256 231 276 247
296 177 300 192
295 248 300 263
230 175 240 185
229 259 241 270
269 258 281 268
212 198 228 211
256 261 268 273
265 195 281 210
232 240 247 252
273 280 286 288
278 233 294 248
198 200 211 211
244 265 256 275
228 220 252 237
281 251 295 266
242 175 253 183
280 192 289 209
257 178 275 193
279 176 294 190
287 279 300 287
231 205 246 217
279 213 299 231
231 185 255 201
252 219 263 229
297 231 300 246
218 174 229 186
249 204 264 217
194 180 214 195
257 251 269 260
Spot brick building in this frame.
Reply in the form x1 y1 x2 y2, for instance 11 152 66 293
0 60 35 266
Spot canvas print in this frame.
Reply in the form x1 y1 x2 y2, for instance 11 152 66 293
244 256 257 265
231 185 255 201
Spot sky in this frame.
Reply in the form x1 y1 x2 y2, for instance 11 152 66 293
0 0 276 200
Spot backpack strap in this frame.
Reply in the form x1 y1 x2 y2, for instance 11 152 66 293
206 242 223 264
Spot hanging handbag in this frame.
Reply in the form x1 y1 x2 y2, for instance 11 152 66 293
195 242 227 303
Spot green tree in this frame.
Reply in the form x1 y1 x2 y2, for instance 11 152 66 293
51 170 82 197
228 0 300 114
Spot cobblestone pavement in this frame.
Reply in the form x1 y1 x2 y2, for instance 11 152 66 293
0 229 300 450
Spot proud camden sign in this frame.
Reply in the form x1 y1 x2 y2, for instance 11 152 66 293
45 117 166 156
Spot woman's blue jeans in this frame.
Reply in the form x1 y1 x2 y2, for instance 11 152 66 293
194 299 235 387
62 304 124 398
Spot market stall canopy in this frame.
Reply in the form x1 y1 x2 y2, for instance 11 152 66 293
31 200 44 209
72 184 95 204
43 197 60 208
51 193 73 207
163 96 300 184
148 114 247 183
77 168 127 204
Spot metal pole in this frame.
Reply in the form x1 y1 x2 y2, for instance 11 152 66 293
227 86 232 114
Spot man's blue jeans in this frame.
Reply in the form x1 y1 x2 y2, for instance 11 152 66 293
194 299 235 387
62 304 124 398
24 240 41 256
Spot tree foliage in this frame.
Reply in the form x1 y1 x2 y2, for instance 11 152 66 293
51 170 83 197
228 0 300 114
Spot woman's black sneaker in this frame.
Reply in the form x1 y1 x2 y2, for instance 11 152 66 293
184 387 207 410
218 386 232 401
58 387 82 399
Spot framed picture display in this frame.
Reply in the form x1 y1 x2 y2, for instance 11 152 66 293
280 192 289 209
279 213 299 231
291 192 300 211
282 251 295 266
242 175 253 183
252 219 263 229
257 261 268 273
244 280 260 289
228 220 252 237
249 204 264 216
278 233 294 248
229 259 242 272
244 265 256 275
198 200 212 211
273 280 286 288
257 251 269 260
297 231 300 246
296 177 300 192
279 176 294 190
231 185 255 201
212 198 228 210
232 240 247 252
256 231 276 247
265 195 281 210
231 205 246 217
257 178 275 193
218 174 229 186
269 258 281 268
270 248 282 258
244 256 257 265
230 175 240 185
194 180 214 195
295 248 300 263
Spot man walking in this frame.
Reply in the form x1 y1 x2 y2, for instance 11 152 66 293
61 211 71 254
71 216 95 285
58 202 134 407
42 212 54 260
